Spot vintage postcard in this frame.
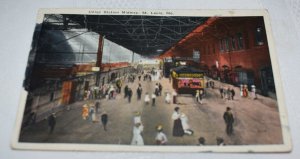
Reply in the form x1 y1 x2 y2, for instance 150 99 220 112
12 9 292 152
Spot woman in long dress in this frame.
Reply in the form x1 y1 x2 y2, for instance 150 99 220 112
144 93 150 105
91 106 97 122
133 112 144 132
172 107 184 137
82 104 89 120
165 92 171 104
251 85 257 99
131 123 144 145
180 113 193 135
199 89 204 104
243 85 248 97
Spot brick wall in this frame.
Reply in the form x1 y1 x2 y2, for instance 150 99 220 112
160 17 272 88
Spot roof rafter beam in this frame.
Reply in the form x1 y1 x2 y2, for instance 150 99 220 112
144 19 182 35
108 15 137 40
148 28 179 41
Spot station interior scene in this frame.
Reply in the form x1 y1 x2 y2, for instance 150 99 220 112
19 14 283 146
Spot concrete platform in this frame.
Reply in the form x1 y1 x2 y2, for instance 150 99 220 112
19 76 283 146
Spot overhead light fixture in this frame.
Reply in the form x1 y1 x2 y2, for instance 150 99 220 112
157 49 163 52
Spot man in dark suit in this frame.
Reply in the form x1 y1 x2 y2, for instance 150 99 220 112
223 107 234 135
101 112 108 131
48 113 56 133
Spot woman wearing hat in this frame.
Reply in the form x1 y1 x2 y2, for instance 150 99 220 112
195 90 200 103
144 92 150 105
165 92 171 104
242 84 248 97
133 111 144 132
155 125 168 145
172 107 184 137
251 85 257 99
82 104 89 120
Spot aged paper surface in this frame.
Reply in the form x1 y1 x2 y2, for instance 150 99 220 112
11 9 292 152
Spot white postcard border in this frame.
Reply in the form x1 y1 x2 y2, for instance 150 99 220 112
11 8 292 153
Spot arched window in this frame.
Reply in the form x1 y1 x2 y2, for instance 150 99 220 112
255 27 264 46
231 37 236 50
224 38 230 51
219 39 224 52
237 32 244 49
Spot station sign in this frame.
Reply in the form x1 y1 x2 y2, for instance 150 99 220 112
177 73 204 78
172 71 204 78
91 67 100 72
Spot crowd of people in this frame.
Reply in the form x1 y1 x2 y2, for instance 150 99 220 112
128 106 231 146
43 66 266 146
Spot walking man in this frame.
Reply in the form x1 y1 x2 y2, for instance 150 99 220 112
101 111 108 131
137 84 142 100
172 91 177 104
89 105 96 122
195 90 200 103
95 101 100 113
124 85 129 98
231 88 235 100
48 113 56 133
219 87 224 99
223 107 234 135
158 83 163 96
199 89 204 104
128 88 133 103
89 105 95 122
155 83 159 96
151 92 156 106
223 87 227 100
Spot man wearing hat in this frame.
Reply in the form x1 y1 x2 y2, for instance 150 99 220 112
198 137 206 146
223 107 234 135
155 125 168 145
101 111 108 131
216 137 226 146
